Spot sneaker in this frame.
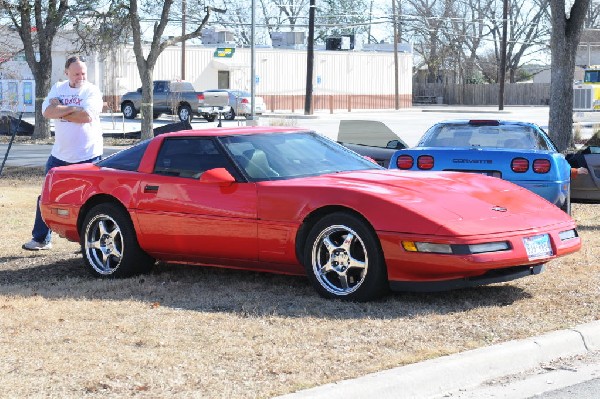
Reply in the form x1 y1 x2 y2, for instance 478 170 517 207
22 239 52 251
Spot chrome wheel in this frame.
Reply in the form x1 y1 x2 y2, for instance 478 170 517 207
81 203 154 278
122 103 136 119
311 224 368 296
84 213 124 275
178 105 192 122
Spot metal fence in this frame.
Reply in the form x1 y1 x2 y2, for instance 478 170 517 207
413 83 551 106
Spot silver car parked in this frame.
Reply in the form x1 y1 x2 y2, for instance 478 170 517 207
198 89 265 121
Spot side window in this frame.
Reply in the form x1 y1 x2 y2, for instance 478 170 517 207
153 138 231 179
98 140 151 171
154 82 167 93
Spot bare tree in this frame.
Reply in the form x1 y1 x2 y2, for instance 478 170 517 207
125 0 211 139
485 0 551 83
0 0 70 139
549 0 591 151
261 0 309 33
455 0 496 83
315 0 372 43
0 25 24 69
403 0 458 83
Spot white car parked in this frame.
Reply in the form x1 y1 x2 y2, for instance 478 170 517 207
198 89 265 121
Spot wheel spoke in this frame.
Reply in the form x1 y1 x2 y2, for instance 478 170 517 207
348 257 366 271
340 233 355 251
88 239 102 250
108 246 122 260
97 220 109 236
337 273 350 289
318 261 334 275
101 249 111 269
322 236 337 253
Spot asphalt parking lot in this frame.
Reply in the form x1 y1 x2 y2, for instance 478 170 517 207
3 105 599 168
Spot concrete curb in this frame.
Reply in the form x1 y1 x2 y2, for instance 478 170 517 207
275 320 600 399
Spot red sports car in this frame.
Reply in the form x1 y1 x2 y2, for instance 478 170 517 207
41 127 581 301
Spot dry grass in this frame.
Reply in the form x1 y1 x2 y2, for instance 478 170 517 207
1 167 599 399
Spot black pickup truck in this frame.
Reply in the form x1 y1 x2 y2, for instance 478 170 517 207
120 80 202 122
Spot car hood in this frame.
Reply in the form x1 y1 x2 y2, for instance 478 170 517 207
258 169 572 236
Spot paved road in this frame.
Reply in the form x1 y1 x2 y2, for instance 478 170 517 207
3 105 589 168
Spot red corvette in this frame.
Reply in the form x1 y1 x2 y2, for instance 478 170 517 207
41 127 581 301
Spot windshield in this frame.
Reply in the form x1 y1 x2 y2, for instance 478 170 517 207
420 123 552 151
220 131 382 181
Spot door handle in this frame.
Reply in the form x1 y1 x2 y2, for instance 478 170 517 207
144 185 159 193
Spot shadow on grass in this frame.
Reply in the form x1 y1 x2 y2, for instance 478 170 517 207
0 255 532 320
574 224 600 231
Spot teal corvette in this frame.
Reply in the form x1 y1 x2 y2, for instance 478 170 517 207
388 120 572 213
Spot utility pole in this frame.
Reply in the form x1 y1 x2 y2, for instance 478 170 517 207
181 0 186 80
392 0 399 110
498 0 508 110
250 0 256 120
305 0 315 115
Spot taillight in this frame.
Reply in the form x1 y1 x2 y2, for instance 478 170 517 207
197 93 205 100
511 157 529 173
533 159 551 173
396 155 414 169
468 120 500 126
417 155 434 170
241 98 249 104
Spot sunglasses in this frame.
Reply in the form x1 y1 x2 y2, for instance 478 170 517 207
65 55 86 69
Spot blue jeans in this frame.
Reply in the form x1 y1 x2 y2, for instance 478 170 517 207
32 155 101 243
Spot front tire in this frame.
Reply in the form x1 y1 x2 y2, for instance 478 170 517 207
303 212 388 301
223 108 236 120
178 104 192 122
121 102 137 119
81 203 154 278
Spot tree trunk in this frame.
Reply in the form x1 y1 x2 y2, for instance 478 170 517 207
549 0 590 152
140 67 154 140
31 70 52 139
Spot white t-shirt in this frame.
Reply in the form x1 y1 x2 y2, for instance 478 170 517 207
42 80 104 163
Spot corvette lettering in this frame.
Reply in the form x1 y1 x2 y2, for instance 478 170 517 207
452 159 493 164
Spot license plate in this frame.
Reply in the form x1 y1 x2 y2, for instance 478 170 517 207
523 234 553 260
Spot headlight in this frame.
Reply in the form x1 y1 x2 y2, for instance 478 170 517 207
402 241 510 255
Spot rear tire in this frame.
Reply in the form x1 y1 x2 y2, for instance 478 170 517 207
178 104 192 122
81 203 154 278
303 212 388 301
224 108 236 120
121 102 137 119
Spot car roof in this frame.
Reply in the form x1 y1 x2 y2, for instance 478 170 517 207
434 119 539 127
158 126 309 138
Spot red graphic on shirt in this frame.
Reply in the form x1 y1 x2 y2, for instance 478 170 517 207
61 96 83 106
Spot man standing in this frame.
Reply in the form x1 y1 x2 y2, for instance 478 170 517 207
22 55 104 250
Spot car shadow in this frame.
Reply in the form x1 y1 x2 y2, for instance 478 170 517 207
0 256 532 320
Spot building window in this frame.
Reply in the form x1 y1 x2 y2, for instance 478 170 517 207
218 71 229 89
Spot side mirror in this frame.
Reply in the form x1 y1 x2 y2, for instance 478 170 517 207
386 139 406 150
136 87 142 93
199 168 235 186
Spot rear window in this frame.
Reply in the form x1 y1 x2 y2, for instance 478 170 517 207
97 140 151 171
422 123 552 150
170 81 195 92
